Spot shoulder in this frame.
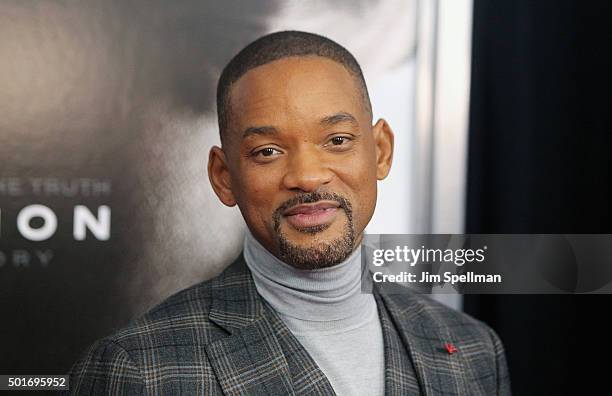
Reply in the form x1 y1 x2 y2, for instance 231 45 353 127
383 291 505 354
67 266 236 395
411 295 511 394
113 276 221 347
66 337 146 395
380 292 511 394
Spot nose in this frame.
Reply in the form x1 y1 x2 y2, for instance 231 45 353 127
282 147 334 192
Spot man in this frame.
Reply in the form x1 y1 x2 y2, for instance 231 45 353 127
68 31 510 395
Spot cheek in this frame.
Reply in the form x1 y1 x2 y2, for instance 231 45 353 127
335 153 378 227
235 167 280 216
352 176 377 225
344 143 378 185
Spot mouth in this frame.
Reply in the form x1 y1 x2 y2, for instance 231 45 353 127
282 200 341 230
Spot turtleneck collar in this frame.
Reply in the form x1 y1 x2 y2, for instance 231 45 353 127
243 229 376 333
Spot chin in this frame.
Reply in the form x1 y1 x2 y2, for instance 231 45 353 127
277 219 355 270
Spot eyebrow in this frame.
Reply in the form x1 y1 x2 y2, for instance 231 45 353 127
319 112 359 128
242 125 278 139
241 111 358 139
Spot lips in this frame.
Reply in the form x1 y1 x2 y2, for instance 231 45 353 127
282 201 341 229
283 201 340 216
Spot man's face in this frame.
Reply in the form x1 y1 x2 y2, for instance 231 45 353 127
209 56 393 269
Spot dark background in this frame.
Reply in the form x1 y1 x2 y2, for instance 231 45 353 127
466 1 612 395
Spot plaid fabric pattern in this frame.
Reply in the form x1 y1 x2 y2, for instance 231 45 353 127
66 253 510 395
375 282 511 396
262 300 337 395
374 292 421 395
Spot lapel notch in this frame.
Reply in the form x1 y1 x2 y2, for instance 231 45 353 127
206 255 295 396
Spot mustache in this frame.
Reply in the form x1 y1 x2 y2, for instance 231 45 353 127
273 191 353 227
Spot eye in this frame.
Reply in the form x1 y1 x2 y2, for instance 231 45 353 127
253 147 282 157
325 135 354 150
330 136 349 145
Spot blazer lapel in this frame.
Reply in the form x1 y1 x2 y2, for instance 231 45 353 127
374 292 421 395
261 300 337 395
377 287 470 396
206 255 295 396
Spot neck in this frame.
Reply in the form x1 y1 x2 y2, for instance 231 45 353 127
243 230 373 331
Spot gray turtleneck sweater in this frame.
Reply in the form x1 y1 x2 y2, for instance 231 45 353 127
243 230 385 396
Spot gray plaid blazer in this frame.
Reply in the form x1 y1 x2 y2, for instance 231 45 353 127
67 253 510 395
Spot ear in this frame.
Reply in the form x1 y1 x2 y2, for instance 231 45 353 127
208 146 237 206
372 118 394 180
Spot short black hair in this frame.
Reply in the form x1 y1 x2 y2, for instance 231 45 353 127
216 30 372 144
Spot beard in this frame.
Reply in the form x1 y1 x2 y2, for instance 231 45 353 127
272 191 356 270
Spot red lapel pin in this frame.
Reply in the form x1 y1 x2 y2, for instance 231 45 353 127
444 343 458 355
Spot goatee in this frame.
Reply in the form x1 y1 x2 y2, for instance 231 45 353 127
273 191 355 270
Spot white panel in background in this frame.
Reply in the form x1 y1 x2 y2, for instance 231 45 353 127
367 62 416 234
432 0 473 234
413 0 474 310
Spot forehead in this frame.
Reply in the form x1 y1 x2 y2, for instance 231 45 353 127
227 56 366 136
